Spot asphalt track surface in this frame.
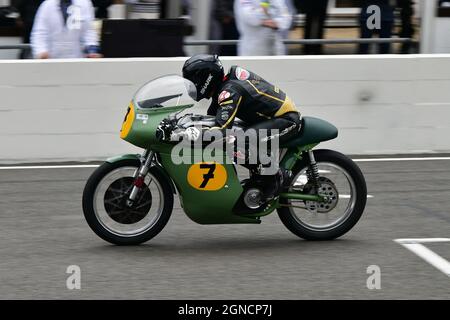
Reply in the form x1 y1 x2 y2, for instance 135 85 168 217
0 157 449 299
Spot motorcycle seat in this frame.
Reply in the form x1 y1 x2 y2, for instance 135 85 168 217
280 116 338 148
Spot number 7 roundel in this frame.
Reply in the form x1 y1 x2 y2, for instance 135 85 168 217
187 162 227 191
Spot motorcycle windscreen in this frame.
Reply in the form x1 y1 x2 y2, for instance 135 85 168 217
133 75 197 110
122 75 197 147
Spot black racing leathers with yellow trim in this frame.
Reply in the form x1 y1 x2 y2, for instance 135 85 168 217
207 65 301 131
205 66 302 200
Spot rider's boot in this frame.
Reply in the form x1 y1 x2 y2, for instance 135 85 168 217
260 168 291 201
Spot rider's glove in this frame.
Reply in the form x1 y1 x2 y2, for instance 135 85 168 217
225 135 236 144
170 127 201 142
184 127 201 141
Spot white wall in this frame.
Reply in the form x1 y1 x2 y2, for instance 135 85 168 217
0 54 450 164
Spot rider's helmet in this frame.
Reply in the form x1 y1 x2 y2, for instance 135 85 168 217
182 54 224 101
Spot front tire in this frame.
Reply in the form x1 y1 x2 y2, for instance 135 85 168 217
278 149 367 240
82 159 174 245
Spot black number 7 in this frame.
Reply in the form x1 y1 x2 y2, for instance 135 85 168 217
199 163 216 188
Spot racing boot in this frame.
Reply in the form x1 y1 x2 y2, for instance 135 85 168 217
260 168 291 201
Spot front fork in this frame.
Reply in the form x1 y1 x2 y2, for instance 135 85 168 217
126 149 154 207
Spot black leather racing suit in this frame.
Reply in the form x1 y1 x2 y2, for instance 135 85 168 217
207 65 302 147
206 66 302 198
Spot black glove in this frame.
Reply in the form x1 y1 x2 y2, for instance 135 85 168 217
156 118 175 141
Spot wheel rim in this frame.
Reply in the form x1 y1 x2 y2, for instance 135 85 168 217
93 166 164 237
287 162 357 232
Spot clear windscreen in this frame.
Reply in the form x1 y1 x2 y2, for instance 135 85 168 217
133 75 197 109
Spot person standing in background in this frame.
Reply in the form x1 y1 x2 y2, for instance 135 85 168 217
234 0 292 56
358 0 395 54
17 0 44 58
214 0 239 56
31 0 100 59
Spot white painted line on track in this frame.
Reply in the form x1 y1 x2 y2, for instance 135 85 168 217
340 194 374 199
0 165 99 170
394 238 450 278
396 238 450 244
354 157 450 162
0 156 449 170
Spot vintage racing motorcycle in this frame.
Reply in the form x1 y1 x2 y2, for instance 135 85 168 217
82 75 367 245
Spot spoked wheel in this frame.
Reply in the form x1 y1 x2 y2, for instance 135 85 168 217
83 159 174 245
103 176 152 225
278 149 367 240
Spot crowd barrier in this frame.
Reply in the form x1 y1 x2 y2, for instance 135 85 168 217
0 54 449 163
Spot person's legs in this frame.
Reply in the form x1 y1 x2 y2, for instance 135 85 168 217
311 0 328 55
243 112 302 199
303 0 328 55
314 8 328 55
378 20 393 54
220 20 239 56
303 4 314 55
399 0 414 54
251 112 300 146
358 20 373 54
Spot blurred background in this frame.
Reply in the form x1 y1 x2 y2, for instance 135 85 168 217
0 0 449 300
0 0 449 59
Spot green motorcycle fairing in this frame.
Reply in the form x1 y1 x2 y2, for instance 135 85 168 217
115 75 339 224
118 99 262 224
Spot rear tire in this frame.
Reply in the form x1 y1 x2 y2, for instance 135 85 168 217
82 159 174 245
278 149 367 240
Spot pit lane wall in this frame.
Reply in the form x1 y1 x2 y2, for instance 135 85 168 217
0 54 449 163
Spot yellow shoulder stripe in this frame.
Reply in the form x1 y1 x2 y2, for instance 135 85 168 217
246 80 285 104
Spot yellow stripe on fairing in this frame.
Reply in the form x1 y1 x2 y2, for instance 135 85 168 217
120 101 135 139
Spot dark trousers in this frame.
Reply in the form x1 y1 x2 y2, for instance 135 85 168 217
246 112 301 146
19 26 33 59
220 20 239 56
303 0 329 55
236 112 302 172
358 20 394 54
243 112 302 194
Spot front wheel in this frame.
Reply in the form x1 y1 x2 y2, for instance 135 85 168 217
278 149 367 240
82 159 174 245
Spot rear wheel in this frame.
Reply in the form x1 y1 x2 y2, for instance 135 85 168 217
278 149 367 240
82 159 174 245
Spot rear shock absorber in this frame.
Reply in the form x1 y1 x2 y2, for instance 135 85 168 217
307 150 320 191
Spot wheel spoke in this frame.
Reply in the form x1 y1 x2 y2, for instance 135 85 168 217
286 161 357 231
104 194 126 203
135 200 152 210
92 165 166 237
104 200 124 210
